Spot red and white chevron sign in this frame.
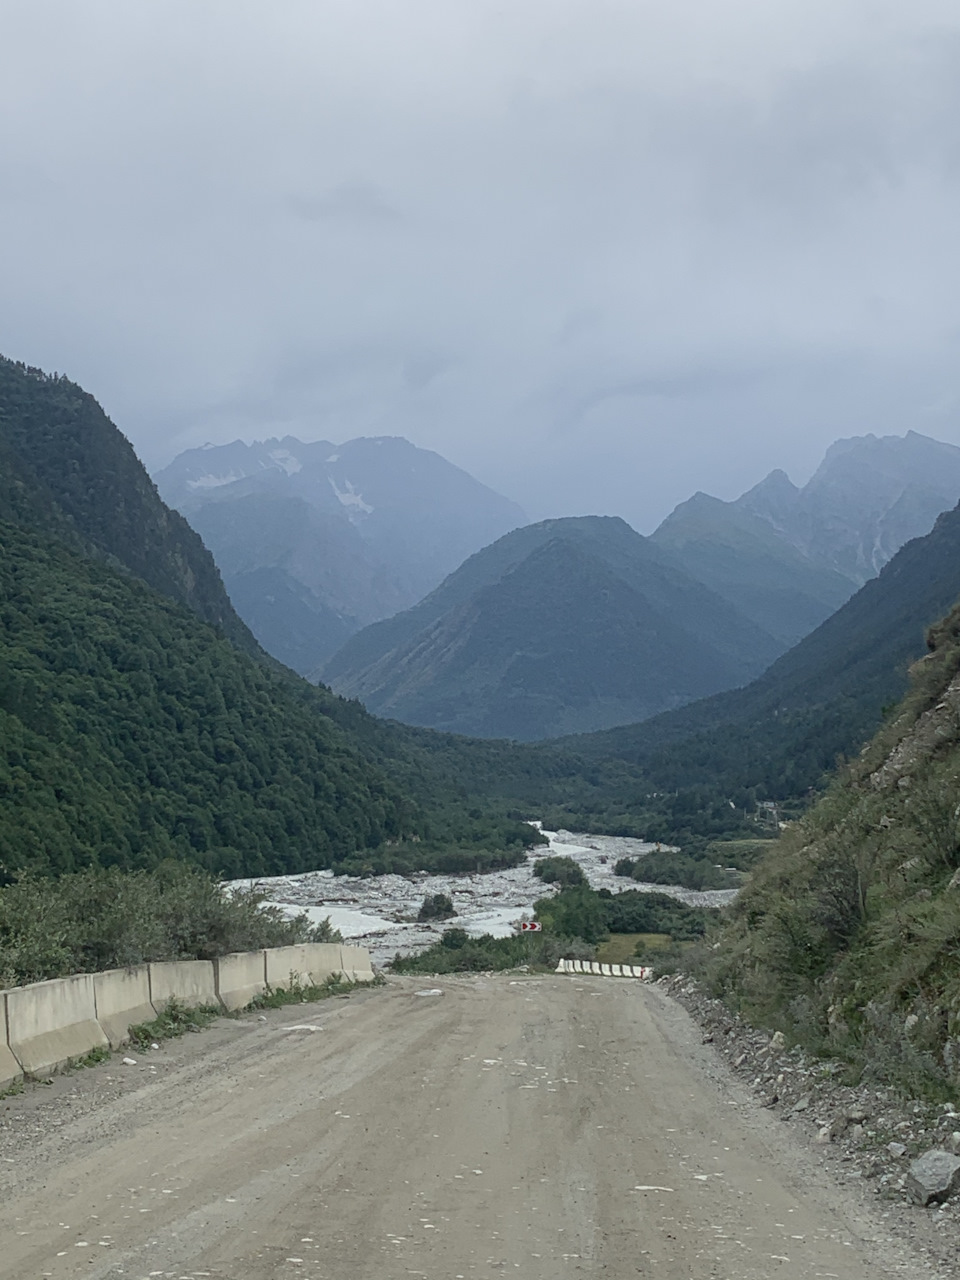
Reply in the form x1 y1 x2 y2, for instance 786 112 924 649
519 921 542 932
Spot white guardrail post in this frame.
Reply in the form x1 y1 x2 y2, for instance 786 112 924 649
554 959 653 981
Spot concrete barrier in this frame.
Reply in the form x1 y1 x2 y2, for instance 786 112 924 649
264 944 344 990
338 945 375 982
1 992 23 1091
6 974 108 1076
214 951 268 1011
0 942 377 1085
149 960 219 1012
93 966 156 1047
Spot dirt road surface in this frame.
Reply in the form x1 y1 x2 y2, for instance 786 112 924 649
0 975 945 1279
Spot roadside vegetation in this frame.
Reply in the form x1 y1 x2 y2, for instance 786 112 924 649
124 975 381 1051
0 862 340 988
690 603 960 1100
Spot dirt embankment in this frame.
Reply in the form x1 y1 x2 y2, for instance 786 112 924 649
0 974 954 1279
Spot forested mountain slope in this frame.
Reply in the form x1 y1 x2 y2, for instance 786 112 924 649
0 358 255 653
324 516 783 739
0 357 536 880
571 503 960 803
0 521 415 878
698 594 960 1095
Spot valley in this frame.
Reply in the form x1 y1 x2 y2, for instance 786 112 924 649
6 10 960 1274
4 352 960 1255
233 827 739 965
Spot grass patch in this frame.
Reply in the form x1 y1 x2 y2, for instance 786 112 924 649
247 973 384 1009
596 933 671 964
127 998 222 1049
64 1045 111 1072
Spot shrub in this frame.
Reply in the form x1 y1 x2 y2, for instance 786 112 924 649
418 893 456 921
391 928 593 974
0 862 340 987
532 856 587 887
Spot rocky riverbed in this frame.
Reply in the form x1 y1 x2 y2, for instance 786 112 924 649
230 826 739 965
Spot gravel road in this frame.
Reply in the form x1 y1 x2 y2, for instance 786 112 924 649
0 975 945 1279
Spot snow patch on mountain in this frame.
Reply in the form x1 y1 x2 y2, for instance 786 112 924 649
329 476 373 515
268 448 303 475
187 470 244 490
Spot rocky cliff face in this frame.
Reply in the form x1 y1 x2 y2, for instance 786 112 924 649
740 430 960 585
652 431 960 653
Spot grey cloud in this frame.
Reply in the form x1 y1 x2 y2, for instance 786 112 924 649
288 182 403 225
1 2 960 529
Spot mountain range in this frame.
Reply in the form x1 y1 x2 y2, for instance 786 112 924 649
650 430 960 648
571 498 960 802
0 356 535 879
325 430 960 741
323 515 784 739
154 436 527 674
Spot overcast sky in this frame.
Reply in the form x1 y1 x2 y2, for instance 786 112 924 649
3 1 960 530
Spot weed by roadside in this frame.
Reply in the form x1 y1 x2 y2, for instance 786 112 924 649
127 998 222 1050
247 973 384 1009
64 1045 111 1071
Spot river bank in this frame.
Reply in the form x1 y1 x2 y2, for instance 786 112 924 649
230 827 738 965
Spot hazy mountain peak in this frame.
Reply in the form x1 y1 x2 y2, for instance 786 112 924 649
154 433 528 675
323 511 782 741
735 468 800 524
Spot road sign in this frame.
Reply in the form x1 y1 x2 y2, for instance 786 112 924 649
519 921 542 932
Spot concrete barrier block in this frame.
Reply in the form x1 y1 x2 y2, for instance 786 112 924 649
93 966 156 1047
214 951 268 1011
600 963 612 976
265 944 343 990
1 992 23 1091
6 975 108 1077
149 960 219 1012
338 945 374 982
589 962 601 974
